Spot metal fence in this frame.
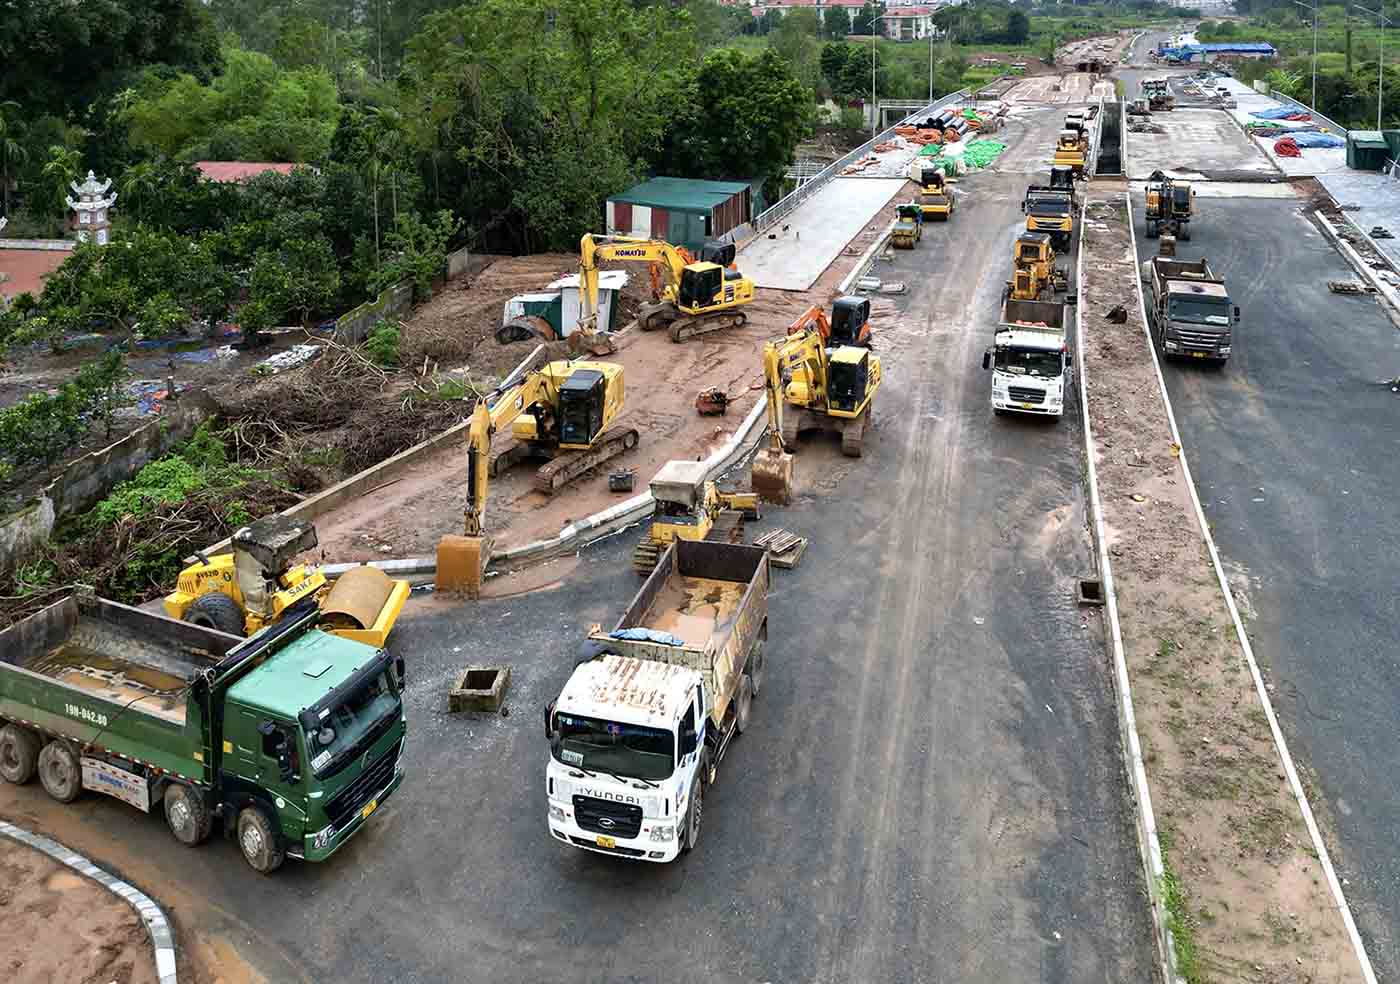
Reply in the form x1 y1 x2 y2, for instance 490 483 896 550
749 88 971 236
1269 88 1350 138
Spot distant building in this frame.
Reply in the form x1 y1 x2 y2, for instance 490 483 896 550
606 178 755 249
882 6 939 39
194 161 302 184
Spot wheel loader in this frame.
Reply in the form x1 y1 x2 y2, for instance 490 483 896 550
1006 232 1068 302
436 358 639 597
164 516 410 647
630 459 760 574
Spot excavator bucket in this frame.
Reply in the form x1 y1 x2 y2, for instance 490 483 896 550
436 535 489 599
751 447 794 506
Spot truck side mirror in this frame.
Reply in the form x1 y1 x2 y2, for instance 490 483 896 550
679 727 698 756
1233 306 1240 321
982 351 991 370
395 656 406 687
1065 352 1074 366
544 701 556 740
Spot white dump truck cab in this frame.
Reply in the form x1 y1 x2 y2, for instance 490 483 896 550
545 655 708 863
986 329 1072 416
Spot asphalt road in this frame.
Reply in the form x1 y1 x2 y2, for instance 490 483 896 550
0 106 1154 984
1133 196 1400 976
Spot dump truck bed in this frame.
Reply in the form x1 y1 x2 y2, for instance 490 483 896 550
1149 256 1217 284
590 539 768 727
0 595 241 773
1000 297 1067 333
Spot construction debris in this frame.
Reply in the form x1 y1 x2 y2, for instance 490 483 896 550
1328 280 1376 294
695 387 731 415
1106 304 1129 323
753 528 809 570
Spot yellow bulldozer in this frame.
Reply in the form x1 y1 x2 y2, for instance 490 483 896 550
164 516 410 647
1006 232 1068 301
630 460 760 574
1053 129 1088 176
578 233 755 342
752 304 882 504
436 358 639 596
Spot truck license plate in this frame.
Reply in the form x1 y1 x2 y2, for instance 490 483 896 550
1019 403 1037 409
596 835 616 849
361 798 378 819
1190 352 1207 359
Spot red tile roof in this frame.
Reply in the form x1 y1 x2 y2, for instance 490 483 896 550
194 161 300 184
0 248 71 299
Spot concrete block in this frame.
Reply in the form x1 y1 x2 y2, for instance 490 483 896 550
449 665 511 713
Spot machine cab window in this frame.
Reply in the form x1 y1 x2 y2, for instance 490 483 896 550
558 370 606 446
830 297 870 348
679 264 722 309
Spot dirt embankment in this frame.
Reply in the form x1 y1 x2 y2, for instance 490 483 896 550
0 841 157 984
1079 193 1362 982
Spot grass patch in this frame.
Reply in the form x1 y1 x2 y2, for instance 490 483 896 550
1159 834 1202 984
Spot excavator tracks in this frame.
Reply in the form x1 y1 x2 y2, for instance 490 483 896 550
532 425 640 494
669 310 747 343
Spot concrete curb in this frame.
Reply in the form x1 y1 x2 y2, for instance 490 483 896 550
1314 212 1400 327
1074 197 1176 984
838 220 898 294
1124 191 1378 984
0 819 178 984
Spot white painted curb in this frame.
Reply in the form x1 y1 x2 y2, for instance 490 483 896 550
1074 198 1176 984
0 819 178 984
838 220 898 294
1314 212 1400 326
1124 191 1378 984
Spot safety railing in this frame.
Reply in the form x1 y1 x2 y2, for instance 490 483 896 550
749 88 971 236
1268 89 1350 137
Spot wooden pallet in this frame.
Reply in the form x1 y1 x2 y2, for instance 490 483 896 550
753 528 809 570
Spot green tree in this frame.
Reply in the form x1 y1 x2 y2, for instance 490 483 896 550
1006 10 1031 45
821 42 851 89
771 10 824 93
41 145 83 216
0 101 26 218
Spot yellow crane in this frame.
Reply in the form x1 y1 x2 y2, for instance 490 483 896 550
751 310 882 503
578 234 755 342
436 360 638 596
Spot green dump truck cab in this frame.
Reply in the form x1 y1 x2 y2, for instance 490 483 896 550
0 593 406 873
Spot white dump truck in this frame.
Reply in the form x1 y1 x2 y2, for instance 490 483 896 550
544 539 769 862
982 296 1073 418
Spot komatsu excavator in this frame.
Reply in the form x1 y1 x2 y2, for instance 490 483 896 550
751 306 882 504
1145 170 1195 240
785 296 873 348
436 359 639 596
578 234 755 342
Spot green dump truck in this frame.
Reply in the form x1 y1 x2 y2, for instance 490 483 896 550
0 592 406 873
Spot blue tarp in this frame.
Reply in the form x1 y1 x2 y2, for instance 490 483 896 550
610 628 687 647
1252 106 1308 120
1286 131 1345 148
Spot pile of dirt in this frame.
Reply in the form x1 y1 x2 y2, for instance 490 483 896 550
398 254 656 378
0 842 157 984
1079 194 1361 981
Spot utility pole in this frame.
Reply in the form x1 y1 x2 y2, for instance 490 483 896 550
870 17 890 139
1294 0 1320 111
929 19 935 102
1358 2 1389 129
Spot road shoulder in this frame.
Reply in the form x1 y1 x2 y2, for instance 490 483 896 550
1077 192 1367 982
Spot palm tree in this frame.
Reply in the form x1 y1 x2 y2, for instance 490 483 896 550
41 145 83 236
0 101 26 219
119 161 159 224
364 104 406 260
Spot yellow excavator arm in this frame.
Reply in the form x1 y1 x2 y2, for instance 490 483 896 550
752 326 826 504
462 371 558 537
579 234 691 336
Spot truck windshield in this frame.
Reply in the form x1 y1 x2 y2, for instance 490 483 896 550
1169 297 1230 325
306 668 400 779
554 713 674 781
1026 198 1068 217
996 348 1063 378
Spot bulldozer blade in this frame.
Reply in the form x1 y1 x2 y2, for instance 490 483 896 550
751 448 794 506
436 535 490 599
322 565 398 631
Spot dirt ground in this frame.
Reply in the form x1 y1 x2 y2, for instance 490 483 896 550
1079 191 1362 982
0 840 157 984
311 192 915 564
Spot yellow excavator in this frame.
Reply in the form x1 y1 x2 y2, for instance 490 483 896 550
751 306 882 503
164 516 409 647
436 359 639 596
578 234 755 342
630 459 760 574
1006 232 1068 301
1145 170 1195 240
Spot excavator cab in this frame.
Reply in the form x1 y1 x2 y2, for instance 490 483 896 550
827 348 872 413
697 241 736 267
830 296 872 348
557 369 608 448
1049 166 1075 192
677 262 724 310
